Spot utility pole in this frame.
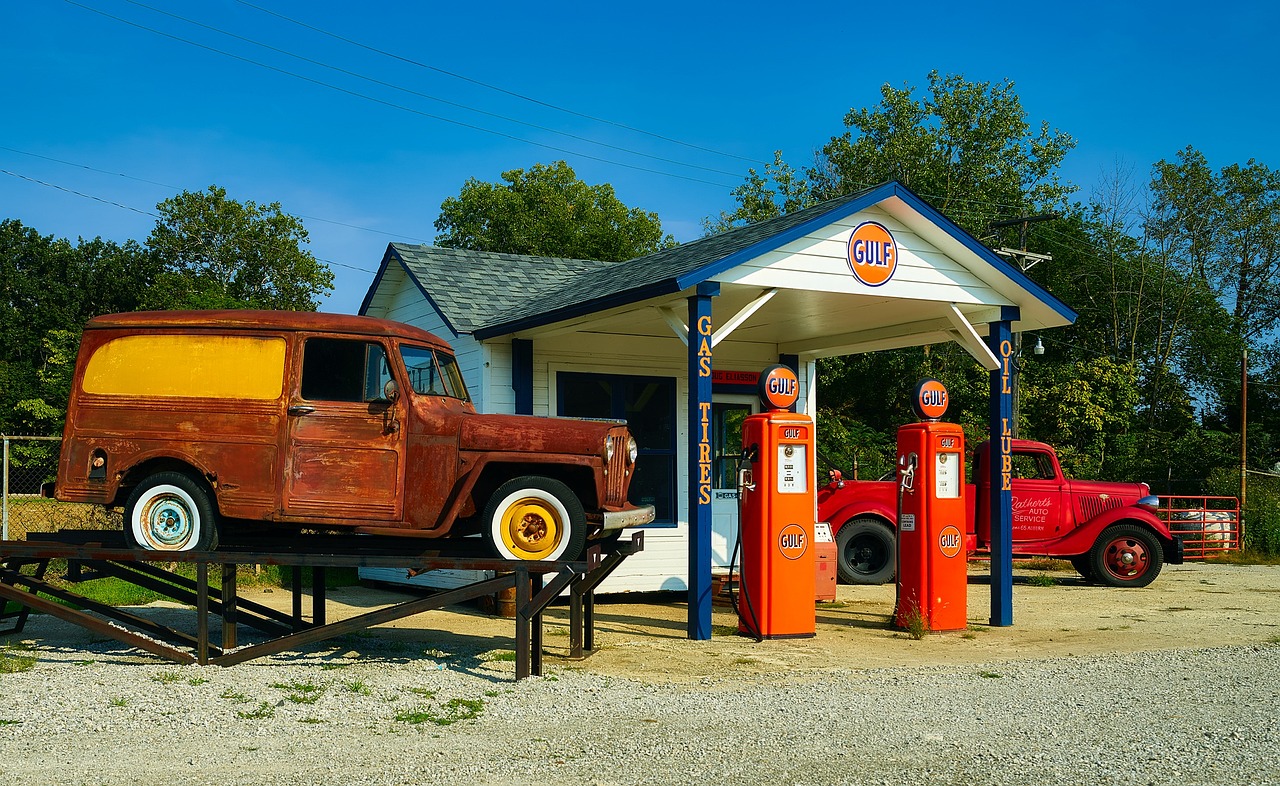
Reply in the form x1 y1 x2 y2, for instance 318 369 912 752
1241 348 1248 511
989 214 1060 272
987 214 1059 437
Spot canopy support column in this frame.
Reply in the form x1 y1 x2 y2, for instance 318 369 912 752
687 282 718 640
987 308 1018 626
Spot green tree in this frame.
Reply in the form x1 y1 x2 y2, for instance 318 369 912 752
145 185 333 310
434 161 676 261
811 71 1076 234
703 151 812 235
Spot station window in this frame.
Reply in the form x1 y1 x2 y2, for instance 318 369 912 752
558 372 677 526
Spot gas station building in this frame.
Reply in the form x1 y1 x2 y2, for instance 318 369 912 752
357 180 1076 638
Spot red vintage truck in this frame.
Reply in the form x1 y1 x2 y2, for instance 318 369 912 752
817 439 1184 588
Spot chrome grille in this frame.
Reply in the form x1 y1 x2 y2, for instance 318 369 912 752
606 431 629 506
1077 495 1123 521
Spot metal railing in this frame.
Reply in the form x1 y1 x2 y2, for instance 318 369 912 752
1157 495 1242 559
2 435 117 541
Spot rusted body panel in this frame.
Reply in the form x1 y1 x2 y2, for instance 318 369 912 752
56 310 651 550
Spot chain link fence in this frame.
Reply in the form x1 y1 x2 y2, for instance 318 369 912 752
2 435 119 541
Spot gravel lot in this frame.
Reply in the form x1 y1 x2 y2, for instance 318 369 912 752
1 562 1277 786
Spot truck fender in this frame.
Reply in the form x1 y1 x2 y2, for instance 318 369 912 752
1064 507 1184 565
824 500 897 532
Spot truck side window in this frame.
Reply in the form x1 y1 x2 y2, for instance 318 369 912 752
398 345 470 400
1011 452 1055 481
301 338 391 403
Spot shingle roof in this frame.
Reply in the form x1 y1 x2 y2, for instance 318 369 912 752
365 181 1075 338
377 184 883 336
387 245 619 334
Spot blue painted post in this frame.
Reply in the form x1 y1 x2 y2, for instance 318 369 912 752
987 314 1016 627
687 282 718 640
511 338 533 415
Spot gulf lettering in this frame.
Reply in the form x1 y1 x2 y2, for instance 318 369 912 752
780 532 805 550
939 532 961 551
851 239 895 266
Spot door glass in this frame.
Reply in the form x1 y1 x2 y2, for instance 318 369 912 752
301 338 390 402
713 403 751 489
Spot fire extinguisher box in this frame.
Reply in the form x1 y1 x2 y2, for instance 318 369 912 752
814 522 837 603
895 419 968 632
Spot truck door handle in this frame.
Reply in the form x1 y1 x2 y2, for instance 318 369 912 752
287 405 316 416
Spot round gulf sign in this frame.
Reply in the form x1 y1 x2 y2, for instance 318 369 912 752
846 221 898 287
938 525 963 558
912 378 949 421
778 523 808 560
757 364 799 411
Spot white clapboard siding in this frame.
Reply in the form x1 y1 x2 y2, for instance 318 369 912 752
714 206 1011 307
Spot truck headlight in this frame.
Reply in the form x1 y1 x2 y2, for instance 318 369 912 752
1137 495 1160 513
604 436 615 463
627 436 638 464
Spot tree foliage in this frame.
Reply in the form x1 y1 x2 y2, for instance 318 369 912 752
434 161 675 261
711 72 1279 531
146 185 333 311
2 187 330 462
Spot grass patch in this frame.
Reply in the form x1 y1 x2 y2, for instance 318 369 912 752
1020 557 1071 571
486 651 517 663
235 701 276 720
298 716 325 724
902 606 929 640
108 696 128 707
395 697 484 726
0 643 36 673
979 671 1002 679
344 680 371 696
407 687 436 698
220 689 249 703
711 624 740 636
271 680 325 704
151 671 183 685
1204 549 1280 566
0 719 22 726
961 632 977 640
1026 573 1058 587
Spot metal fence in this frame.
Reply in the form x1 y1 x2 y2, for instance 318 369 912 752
2 435 118 541
1156 495 1242 560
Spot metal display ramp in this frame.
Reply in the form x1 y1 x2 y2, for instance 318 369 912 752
0 530 642 679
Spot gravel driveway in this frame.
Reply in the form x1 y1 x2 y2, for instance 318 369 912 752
1 563 1277 786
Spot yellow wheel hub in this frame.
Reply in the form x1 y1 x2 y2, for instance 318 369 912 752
500 496 563 560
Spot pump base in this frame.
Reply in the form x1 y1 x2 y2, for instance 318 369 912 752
737 630 815 640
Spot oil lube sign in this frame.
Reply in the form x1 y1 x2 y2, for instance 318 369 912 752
846 221 898 287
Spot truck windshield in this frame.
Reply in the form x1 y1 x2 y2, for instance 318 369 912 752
400 345 470 401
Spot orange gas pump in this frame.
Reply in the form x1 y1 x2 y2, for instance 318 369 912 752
895 378 968 632
736 365 816 639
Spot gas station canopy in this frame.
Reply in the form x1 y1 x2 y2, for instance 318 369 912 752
361 180 1077 637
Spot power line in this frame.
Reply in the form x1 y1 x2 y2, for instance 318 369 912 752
119 0 744 180
0 145 431 244
234 0 769 168
62 0 737 189
1 169 159 218
2 165 380 274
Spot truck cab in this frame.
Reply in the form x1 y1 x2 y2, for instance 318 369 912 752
817 439 1183 587
55 310 654 558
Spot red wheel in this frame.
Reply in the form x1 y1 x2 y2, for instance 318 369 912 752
1089 524 1163 588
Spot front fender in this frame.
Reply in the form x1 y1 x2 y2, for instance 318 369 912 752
1012 507 1183 564
821 499 897 531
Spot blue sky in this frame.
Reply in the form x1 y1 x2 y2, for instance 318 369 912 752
3 1 1276 315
